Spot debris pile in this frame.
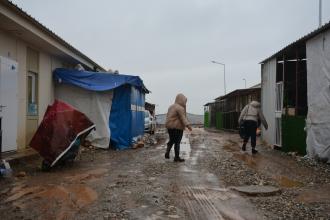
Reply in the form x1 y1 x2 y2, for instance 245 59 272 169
132 132 160 149
132 141 145 149
143 134 158 146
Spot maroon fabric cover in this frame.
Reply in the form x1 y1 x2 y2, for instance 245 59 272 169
30 100 94 166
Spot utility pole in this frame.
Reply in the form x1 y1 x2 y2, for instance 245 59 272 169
243 78 247 89
319 0 322 27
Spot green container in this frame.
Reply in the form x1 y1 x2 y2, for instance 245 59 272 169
216 112 223 129
204 112 210 128
281 116 307 155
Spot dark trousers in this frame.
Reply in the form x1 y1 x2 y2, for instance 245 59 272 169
166 129 183 158
243 120 257 148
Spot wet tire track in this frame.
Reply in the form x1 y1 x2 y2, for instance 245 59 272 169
182 185 225 220
177 130 263 220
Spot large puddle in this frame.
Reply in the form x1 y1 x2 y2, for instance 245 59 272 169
295 184 330 203
223 141 305 188
180 134 205 166
275 176 304 188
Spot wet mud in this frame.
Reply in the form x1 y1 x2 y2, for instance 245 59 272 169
2 167 106 219
0 128 329 219
206 129 330 219
223 137 306 188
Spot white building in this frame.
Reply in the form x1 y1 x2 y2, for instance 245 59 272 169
0 0 104 153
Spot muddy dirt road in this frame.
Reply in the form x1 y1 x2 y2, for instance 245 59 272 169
1 128 329 219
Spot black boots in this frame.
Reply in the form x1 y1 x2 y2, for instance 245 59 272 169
165 143 185 162
242 142 258 154
174 144 184 162
174 157 185 162
242 143 246 151
165 144 172 159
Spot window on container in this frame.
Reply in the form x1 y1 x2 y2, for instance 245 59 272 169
276 58 283 82
27 72 38 116
279 60 295 110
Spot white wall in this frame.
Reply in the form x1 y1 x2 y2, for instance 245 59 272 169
0 30 69 150
39 52 54 122
261 58 276 146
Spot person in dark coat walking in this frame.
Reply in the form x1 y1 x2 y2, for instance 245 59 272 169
238 101 268 154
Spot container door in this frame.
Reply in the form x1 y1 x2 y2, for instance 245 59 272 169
275 82 283 146
0 56 18 152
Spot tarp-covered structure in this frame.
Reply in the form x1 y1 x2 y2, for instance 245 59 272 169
53 68 148 150
260 21 330 162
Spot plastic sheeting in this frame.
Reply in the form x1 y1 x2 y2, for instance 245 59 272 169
55 84 112 149
109 85 145 150
29 100 95 167
109 85 132 149
131 86 145 138
54 68 145 91
306 30 330 163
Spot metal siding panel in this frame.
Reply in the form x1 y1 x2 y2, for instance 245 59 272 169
261 58 276 145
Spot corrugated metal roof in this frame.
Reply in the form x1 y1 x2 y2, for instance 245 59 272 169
214 83 261 100
261 20 330 63
249 83 261 89
204 102 212 106
1 0 105 71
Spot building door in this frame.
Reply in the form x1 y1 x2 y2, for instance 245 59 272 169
0 56 18 152
275 82 283 147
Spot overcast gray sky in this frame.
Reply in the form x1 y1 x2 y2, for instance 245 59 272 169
12 0 330 114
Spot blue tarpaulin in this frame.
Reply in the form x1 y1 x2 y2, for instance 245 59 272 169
109 85 146 150
109 85 132 149
54 68 146 92
53 68 147 150
131 86 145 138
